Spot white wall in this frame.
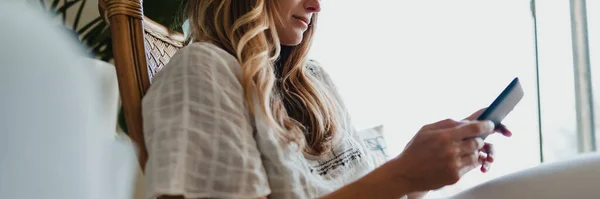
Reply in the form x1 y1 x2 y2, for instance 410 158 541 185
310 0 540 197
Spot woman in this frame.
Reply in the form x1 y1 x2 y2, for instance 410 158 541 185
142 0 511 198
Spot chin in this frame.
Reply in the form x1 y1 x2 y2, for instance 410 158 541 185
287 40 303 46
280 32 304 46
281 38 303 46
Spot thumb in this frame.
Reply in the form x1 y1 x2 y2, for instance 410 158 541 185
452 120 495 140
463 108 487 121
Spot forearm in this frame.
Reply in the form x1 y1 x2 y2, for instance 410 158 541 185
318 161 411 199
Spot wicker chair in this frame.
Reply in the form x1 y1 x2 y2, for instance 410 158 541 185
99 0 186 170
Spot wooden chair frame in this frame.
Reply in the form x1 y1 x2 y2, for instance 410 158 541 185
99 0 186 170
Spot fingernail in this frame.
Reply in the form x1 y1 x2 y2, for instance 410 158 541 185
475 138 484 148
479 154 486 163
485 121 495 131
505 129 513 137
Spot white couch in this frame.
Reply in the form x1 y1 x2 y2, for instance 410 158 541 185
449 152 600 199
0 3 137 199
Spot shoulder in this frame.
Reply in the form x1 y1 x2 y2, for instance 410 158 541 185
305 59 337 90
305 59 328 81
144 42 245 103
175 42 236 63
305 59 325 77
157 42 243 82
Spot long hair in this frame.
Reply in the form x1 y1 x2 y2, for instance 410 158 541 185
186 0 340 155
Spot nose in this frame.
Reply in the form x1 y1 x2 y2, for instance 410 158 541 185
304 0 321 13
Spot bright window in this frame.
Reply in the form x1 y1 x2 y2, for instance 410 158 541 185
587 0 600 148
535 0 579 163
311 0 542 197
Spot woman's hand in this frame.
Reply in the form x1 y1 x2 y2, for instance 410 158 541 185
464 108 513 173
320 109 514 199
391 118 492 192
390 108 513 193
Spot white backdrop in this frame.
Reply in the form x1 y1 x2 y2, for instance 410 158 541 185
309 1 541 197
587 0 600 148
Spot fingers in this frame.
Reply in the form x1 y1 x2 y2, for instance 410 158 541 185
479 152 491 172
482 143 495 162
450 120 495 140
462 107 514 139
459 137 484 156
421 118 462 132
457 141 492 175
481 162 491 172
463 108 487 121
479 143 494 172
495 124 513 137
458 151 480 175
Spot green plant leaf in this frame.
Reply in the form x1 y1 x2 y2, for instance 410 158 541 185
143 0 186 32
81 27 109 52
55 0 81 14
76 16 103 35
39 0 185 64
90 37 112 58
72 0 87 30
50 0 61 10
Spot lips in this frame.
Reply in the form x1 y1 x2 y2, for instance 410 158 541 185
293 15 310 26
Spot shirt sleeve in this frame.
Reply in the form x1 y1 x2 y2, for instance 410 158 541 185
141 43 270 199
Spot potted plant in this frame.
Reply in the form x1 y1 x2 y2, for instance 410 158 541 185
37 0 186 133
37 0 185 62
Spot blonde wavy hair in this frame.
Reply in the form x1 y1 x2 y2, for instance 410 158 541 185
187 0 340 155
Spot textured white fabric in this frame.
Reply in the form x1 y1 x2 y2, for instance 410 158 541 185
142 42 382 199
447 153 600 199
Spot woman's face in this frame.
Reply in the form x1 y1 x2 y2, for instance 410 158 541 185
274 0 321 46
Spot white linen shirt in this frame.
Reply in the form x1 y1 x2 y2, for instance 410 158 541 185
142 42 385 199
